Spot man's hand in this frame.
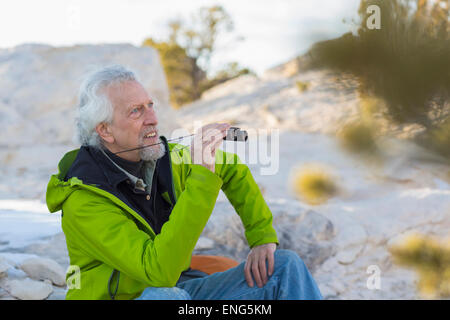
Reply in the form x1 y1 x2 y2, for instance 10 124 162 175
191 123 230 173
244 243 277 288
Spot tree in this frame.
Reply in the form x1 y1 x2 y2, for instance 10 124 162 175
142 38 202 107
143 6 250 108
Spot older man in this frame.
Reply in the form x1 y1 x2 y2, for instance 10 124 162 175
46 65 322 300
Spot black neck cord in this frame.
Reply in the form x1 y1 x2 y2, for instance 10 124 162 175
112 134 194 155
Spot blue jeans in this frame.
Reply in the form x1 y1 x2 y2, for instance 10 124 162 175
136 249 322 300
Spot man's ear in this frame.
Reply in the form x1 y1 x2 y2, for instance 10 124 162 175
95 122 115 144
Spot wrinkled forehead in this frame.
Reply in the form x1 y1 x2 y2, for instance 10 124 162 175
104 80 151 109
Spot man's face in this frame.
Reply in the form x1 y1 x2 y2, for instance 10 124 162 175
101 80 164 162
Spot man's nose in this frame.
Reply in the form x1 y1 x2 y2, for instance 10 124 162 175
143 105 158 126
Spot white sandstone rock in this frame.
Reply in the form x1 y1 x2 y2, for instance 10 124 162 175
195 237 215 250
46 286 68 300
1 278 53 300
0 43 176 148
6 267 28 280
20 257 66 286
0 259 12 277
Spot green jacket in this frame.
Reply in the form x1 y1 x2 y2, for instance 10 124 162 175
46 137 278 300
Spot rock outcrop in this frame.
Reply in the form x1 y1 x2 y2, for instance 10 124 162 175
20 257 66 286
194 200 336 273
0 43 175 147
0 43 177 200
0 253 67 300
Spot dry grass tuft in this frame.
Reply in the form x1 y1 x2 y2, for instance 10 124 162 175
291 164 338 205
389 233 450 298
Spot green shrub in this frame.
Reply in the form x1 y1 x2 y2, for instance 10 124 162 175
389 233 450 298
309 0 450 128
338 120 379 155
416 116 450 161
291 164 338 205
296 80 310 93
359 95 386 120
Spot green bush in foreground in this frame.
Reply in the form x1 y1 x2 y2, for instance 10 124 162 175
389 233 450 299
309 0 449 128
416 116 450 162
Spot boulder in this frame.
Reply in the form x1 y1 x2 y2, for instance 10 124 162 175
0 43 176 148
195 237 215 250
200 201 336 272
274 210 336 272
22 232 70 270
1 278 53 300
20 257 66 286
0 259 12 278
0 287 14 299
200 208 250 261
46 286 68 300
5 267 28 280
281 209 335 242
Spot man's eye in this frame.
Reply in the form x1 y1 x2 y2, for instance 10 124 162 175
130 106 142 115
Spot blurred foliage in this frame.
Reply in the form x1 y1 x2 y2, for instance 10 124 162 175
338 120 379 155
309 0 449 130
296 80 310 93
143 6 251 108
142 38 198 108
291 164 338 205
416 116 450 160
359 95 387 120
205 62 253 90
389 233 450 298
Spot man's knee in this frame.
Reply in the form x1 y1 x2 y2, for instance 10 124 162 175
137 287 191 300
274 249 307 269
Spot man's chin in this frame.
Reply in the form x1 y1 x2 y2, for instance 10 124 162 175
139 142 166 161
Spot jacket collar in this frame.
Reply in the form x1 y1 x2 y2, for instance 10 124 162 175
99 147 152 193
64 136 176 205
90 146 131 188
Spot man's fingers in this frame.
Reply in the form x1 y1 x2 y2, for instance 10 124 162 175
191 123 229 168
199 125 228 153
202 125 229 145
201 127 229 165
268 250 275 276
199 123 229 138
244 261 254 288
251 260 263 288
245 246 277 288
259 255 268 285
203 129 226 150
193 123 229 149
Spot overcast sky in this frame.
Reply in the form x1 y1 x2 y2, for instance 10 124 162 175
0 0 361 75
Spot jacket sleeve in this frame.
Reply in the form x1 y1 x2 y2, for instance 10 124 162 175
214 149 279 248
62 164 222 288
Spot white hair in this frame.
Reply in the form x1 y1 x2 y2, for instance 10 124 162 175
74 65 139 147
